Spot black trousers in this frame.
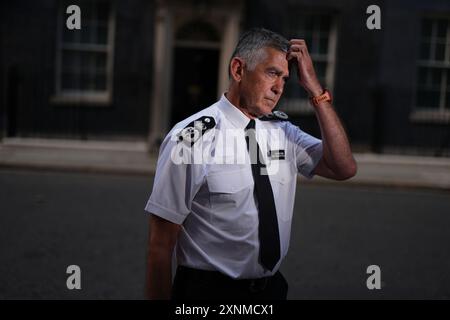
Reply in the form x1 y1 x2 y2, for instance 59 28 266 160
172 266 288 300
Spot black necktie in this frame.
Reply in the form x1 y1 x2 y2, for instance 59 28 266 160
245 119 281 271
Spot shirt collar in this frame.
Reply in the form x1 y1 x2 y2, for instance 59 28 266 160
218 93 252 129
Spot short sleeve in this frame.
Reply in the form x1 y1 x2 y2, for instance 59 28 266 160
144 131 205 224
285 122 323 179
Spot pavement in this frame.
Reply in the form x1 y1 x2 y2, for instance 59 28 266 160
1 137 450 191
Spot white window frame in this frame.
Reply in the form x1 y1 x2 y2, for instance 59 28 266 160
51 0 115 106
411 15 450 124
281 11 338 115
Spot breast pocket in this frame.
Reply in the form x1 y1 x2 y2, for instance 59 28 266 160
206 168 255 230
207 168 253 194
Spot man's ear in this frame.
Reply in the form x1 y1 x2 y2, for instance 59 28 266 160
230 57 245 82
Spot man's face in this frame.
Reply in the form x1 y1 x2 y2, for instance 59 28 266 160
240 47 289 117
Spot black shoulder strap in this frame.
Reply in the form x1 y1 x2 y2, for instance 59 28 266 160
259 110 289 122
177 116 216 146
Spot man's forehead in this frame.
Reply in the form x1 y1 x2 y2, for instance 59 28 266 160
261 47 289 71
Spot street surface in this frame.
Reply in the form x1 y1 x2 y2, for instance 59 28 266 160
1 169 449 299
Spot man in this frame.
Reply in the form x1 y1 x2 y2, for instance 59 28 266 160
145 28 357 300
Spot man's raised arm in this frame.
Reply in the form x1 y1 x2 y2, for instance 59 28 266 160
287 38 357 180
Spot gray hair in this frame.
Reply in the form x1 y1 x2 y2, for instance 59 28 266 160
229 28 289 76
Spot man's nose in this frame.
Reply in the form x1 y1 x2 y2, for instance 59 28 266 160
272 79 284 95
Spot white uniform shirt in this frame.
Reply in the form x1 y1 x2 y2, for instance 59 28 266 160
145 94 323 279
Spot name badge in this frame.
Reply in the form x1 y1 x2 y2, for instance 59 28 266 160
268 149 285 160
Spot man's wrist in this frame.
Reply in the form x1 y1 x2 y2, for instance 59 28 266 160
308 85 324 97
310 88 332 107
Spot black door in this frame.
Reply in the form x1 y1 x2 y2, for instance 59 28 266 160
170 47 219 126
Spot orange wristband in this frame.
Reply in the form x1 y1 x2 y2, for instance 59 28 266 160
310 89 332 106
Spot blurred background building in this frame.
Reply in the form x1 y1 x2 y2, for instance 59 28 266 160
1 0 449 156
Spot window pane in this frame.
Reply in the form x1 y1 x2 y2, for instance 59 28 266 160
97 24 108 44
79 73 93 90
417 67 429 87
81 51 107 73
430 68 442 88
95 53 107 73
436 19 448 40
61 50 107 91
315 61 327 82
318 36 329 55
62 50 106 72
62 26 79 43
95 74 107 90
62 49 79 73
435 42 446 61
61 72 79 90
416 89 440 109
80 21 96 44
419 41 431 60
310 38 319 54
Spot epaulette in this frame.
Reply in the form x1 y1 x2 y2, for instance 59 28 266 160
259 110 289 121
177 116 216 146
